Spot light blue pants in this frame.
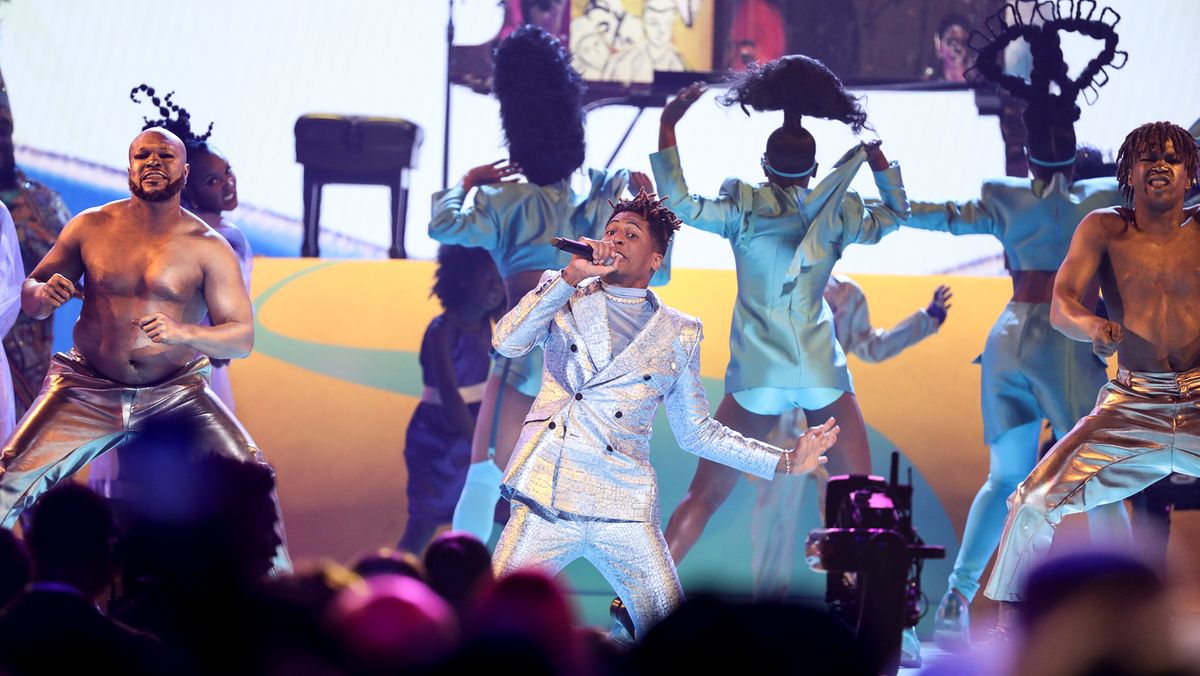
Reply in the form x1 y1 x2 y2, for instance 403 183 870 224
950 303 1128 601
948 420 1130 601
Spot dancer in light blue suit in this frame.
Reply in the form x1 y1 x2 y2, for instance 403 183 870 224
650 58 909 568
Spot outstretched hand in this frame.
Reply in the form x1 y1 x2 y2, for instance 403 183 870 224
780 416 839 475
926 285 953 325
463 160 522 192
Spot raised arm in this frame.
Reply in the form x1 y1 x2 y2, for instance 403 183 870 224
428 161 520 248
840 144 910 246
493 239 623 357
650 85 745 238
22 212 87 320
1051 210 1121 355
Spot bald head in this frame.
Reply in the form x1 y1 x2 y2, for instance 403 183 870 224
130 127 187 159
128 127 188 203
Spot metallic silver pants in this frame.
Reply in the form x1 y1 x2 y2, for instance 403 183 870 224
493 502 683 637
0 350 291 571
985 366 1200 601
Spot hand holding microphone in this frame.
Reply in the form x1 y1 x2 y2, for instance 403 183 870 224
558 236 621 285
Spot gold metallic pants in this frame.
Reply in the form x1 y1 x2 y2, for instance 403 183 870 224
494 502 683 639
0 350 291 571
985 366 1200 601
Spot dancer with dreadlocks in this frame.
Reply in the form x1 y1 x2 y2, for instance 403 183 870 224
898 1 1131 647
490 190 837 641
430 25 661 544
650 54 908 567
984 120 1200 629
0 120 291 572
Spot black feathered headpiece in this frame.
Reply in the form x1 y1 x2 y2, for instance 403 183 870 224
492 25 585 186
130 84 213 150
968 1 1127 164
718 54 869 134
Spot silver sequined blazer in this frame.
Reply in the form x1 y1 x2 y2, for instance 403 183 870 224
494 270 784 523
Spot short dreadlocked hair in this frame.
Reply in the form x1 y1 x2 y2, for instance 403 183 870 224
608 189 681 255
1115 121 1199 204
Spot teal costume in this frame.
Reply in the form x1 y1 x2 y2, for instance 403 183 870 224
910 174 1124 607
906 175 1119 444
649 144 908 412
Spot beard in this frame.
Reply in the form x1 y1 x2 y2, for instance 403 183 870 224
129 174 186 203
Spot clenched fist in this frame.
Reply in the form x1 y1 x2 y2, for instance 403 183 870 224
1091 319 1123 358
134 312 192 345
36 273 80 310
561 237 620 285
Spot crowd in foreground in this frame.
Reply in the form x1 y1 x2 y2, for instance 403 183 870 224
0 417 1191 676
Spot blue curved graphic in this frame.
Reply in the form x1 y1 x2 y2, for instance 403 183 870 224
251 262 424 397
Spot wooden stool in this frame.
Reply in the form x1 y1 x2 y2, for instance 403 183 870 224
294 114 422 258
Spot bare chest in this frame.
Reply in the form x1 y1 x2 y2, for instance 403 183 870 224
1106 227 1200 299
82 237 203 302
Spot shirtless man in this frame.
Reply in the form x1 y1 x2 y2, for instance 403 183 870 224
0 128 288 570
984 122 1200 616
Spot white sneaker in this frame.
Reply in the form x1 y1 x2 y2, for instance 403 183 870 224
899 626 922 669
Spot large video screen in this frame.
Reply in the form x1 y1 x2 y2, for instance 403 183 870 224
716 0 992 85
462 1 995 89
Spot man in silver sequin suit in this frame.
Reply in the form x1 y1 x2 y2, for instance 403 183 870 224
490 192 838 639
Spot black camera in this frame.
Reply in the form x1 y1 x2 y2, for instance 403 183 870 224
806 452 944 675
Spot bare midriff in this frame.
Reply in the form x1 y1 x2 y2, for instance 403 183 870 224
1010 269 1057 303
73 301 203 386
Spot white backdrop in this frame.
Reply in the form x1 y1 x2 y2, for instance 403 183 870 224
2 0 1197 273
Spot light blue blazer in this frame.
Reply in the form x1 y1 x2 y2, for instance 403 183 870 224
650 143 909 394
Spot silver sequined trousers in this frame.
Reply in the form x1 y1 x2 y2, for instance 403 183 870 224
493 502 683 637
986 366 1200 601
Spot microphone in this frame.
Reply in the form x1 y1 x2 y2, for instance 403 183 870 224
552 237 616 266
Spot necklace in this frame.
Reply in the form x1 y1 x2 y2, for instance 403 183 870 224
604 291 648 306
